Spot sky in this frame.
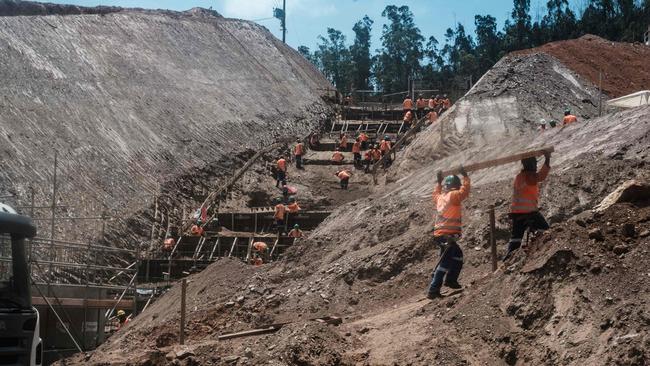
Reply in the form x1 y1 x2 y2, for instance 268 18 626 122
41 0 587 52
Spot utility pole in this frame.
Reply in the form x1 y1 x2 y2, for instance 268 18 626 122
273 0 287 43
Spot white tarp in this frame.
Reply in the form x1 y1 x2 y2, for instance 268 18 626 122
607 90 650 108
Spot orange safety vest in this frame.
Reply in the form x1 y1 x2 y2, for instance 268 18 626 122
563 115 578 125
287 202 301 213
364 151 373 161
253 241 268 252
511 165 550 213
443 98 451 109
337 170 351 180
339 135 348 148
371 149 382 161
288 229 303 238
380 140 391 152
277 159 287 172
428 98 436 109
428 111 438 123
403 98 413 110
432 176 470 236
190 225 203 236
352 142 361 153
416 98 426 109
359 133 369 142
403 111 413 123
331 151 344 162
294 143 304 156
252 257 263 266
274 204 286 220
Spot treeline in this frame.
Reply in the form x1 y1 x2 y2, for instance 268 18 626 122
298 0 650 96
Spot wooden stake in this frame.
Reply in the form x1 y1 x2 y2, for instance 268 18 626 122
489 205 497 272
180 279 187 345
440 146 554 176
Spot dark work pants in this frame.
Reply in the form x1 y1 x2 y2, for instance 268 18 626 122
276 219 285 236
504 211 549 259
340 177 349 189
276 170 286 187
295 155 303 169
364 159 371 173
428 235 464 293
353 153 362 167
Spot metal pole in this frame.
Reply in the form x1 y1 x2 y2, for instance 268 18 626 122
282 0 286 43
489 205 497 272
48 151 58 295
180 279 187 345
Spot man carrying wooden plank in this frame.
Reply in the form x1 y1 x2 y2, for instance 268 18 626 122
503 151 552 260
427 167 470 299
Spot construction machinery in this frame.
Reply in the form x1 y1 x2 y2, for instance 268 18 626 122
0 203 42 366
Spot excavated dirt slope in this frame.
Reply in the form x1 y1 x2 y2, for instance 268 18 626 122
67 38 650 366
0 6 332 251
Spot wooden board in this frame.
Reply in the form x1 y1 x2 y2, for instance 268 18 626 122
32 297 134 309
440 146 554 176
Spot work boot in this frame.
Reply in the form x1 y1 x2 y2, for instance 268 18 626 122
444 280 462 289
426 288 442 300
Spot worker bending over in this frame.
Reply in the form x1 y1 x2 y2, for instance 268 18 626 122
274 203 286 237
562 108 578 125
427 167 470 299
287 197 301 213
294 139 305 169
252 241 268 265
331 148 345 165
503 152 551 260
427 110 438 125
335 169 352 189
358 132 369 150
276 156 287 188
416 94 426 118
288 224 303 239
403 110 414 131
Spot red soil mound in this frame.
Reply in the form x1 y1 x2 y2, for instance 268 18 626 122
516 34 650 98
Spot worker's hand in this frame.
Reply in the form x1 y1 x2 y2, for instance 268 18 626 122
459 165 468 177
436 170 443 184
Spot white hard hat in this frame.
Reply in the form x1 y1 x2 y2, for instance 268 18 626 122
0 203 17 214
539 119 547 125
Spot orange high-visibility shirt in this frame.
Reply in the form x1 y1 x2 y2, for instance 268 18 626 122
371 149 382 161
404 111 413 123
442 98 451 109
277 159 287 172
294 143 304 156
337 170 351 180
428 111 438 123
331 151 344 162
274 204 286 220
432 176 470 236
253 241 268 252
511 164 550 214
352 142 361 153
287 202 301 213
288 229 303 238
359 133 369 142
380 140 391 152
416 98 426 109
339 135 348 148
428 98 436 109
364 151 373 161
403 98 413 110
563 115 578 125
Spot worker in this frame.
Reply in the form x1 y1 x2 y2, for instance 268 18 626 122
441 95 451 113
335 169 352 189
287 197 301 213
538 119 547 132
331 148 345 165
190 224 204 237
363 148 373 173
428 95 436 110
402 95 413 113
562 108 578 125
548 120 558 128
309 132 320 149
288 224 303 239
427 167 470 299
294 139 305 169
403 110 414 130
163 237 175 252
116 309 129 329
433 94 442 114
274 203 286 237
251 255 263 266
339 133 348 150
276 156 287 188
352 138 362 167
426 109 438 125
379 136 392 156
503 152 552 260
416 94 427 118
358 131 369 150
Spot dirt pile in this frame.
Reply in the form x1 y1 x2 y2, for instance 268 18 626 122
0 8 331 250
516 34 650 98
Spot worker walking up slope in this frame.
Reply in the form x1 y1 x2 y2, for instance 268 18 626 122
503 151 552 260
427 167 470 299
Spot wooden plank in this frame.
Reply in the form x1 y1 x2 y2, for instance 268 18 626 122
32 297 134 309
218 325 283 341
209 237 220 260
440 146 554 176
228 237 238 258
269 238 280 258
245 238 254 263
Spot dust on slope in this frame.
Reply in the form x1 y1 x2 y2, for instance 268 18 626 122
516 34 650 98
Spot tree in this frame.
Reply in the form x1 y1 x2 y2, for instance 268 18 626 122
349 16 374 90
314 28 352 91
373 5 424 93
541 0 577 42
474 15 503 74
297 45 319 66
504 0 532 51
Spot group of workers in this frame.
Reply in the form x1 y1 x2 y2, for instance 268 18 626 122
538 108 580 131
426 150 552 299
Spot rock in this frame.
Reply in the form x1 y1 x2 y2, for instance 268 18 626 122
244 347 253 358
236 296 245 303
223 355 240 364
225 301 235 307
175 347 195 360
594 180 650 212
621 223 636 238
588 228 604 241
358 326 371 334
612 245 630 255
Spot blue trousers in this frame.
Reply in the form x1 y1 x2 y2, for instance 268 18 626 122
428 235 464 293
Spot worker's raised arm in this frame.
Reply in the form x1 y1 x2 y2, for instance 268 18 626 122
537 152 551 182
432 170 443 203
453 166 470 201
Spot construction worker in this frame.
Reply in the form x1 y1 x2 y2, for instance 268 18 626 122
276 156 287 188
294 139 305 169
538 119 547 132
190 224 204 236
549 120 558 128
403 110 414 131
274 203 286 237
116 310 129 329
309 132 320 149
416 94 427 118
358 131 369 150
402 95 413 113
363 149 373 173
441 95 451 114
428 95 436 110
503 152 551 260
163 237 175 252
562 108 578 125
335 169 352 189
287 197 301 213
331 148 345 165
251 241 267 265
427 167 470 299
379 136 392 156
339 133 348 150
352 138 362 167
427 110 438 125
251 256 263 266
288 224 303 239
433 95 442 114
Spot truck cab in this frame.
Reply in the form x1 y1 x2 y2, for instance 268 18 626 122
0 203 42 366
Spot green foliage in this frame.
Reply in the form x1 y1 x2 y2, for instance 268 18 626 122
296 1 650 95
